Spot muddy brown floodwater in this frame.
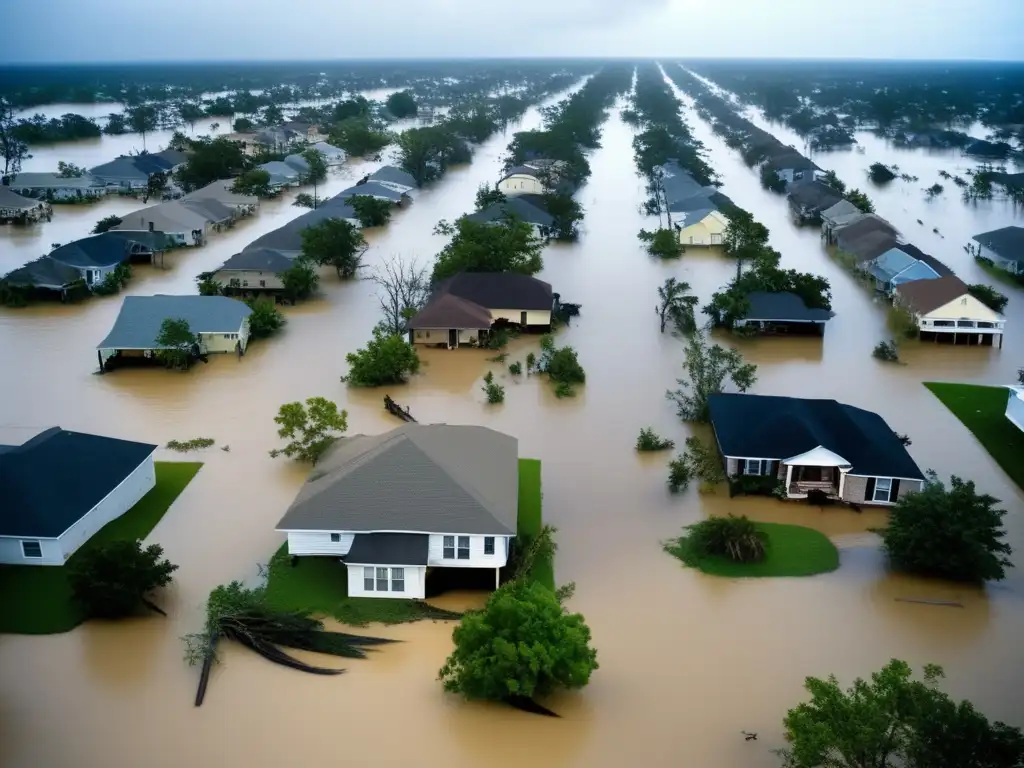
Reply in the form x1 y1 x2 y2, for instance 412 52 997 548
2 71 1024 768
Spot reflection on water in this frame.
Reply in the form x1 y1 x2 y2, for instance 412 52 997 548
1 77 1023 768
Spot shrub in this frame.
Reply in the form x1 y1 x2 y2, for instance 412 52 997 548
636 427 674 452
269 396 348 463
166 438 215 452
967 284 1008 313
538 334 585 396
525 352 536 372
246 298 286 339
343 324 421 387
638 227 683 259
482 371 505 404
873 340 900 362
91 263 132 296
68 540 178 619
508 361 523 376
728 475 780 497
668 455 692 492
680 515 768 563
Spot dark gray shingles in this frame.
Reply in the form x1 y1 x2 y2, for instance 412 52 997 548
218 248 295 273
344 533 430 565
97 295 252 350
2 256 81 288
743 291 834 323
369 166 417 188
973 226 1024 263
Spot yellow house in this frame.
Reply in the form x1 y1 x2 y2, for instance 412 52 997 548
213 248 295 294
894 275 1006 348
677 210 729 246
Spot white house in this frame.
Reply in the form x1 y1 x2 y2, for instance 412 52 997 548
894 275 1006 348
276 424 519 599
7 172 107 201
1005 386 1024 433
0 428 157 566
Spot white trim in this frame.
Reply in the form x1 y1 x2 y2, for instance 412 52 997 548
846 473 924 482
277 527 514 536
21 540 43 559
722 455 778 462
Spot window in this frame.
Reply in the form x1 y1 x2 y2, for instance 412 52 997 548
457 536 470 560
330 533 340 543
391 567 405 592
21 541 42 559
443 535 455 559
744 459 763 476
425 331 430 339
242 280 249 287
229 278 240 287
223 334 232 339
364 567 375 591
873 478 893 503
259 280 266 287
484 537 495 555
376 567 389 591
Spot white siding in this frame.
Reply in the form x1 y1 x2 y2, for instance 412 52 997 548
197 318 250 354
1007 391 1024 432
427 534 510 568
286 530 355 556
346 564 426 599
490 308 552 326
498 175 545 196
0 536 65 566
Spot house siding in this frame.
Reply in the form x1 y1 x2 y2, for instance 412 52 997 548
427 533 510 568
411 329 482 346
0 536 65 565
979 244 1023 275
285 530 355 556
197 318 250 354
677 215 727 246
346 564 426 599
1006 391 1024 432
214 269 287 291
842 475 923 505
491 308 552 327
498 175 545 196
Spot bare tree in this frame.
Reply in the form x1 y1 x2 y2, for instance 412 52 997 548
370 255 431 335
0 98 30 178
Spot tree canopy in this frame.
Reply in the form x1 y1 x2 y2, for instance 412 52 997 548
705 261 832 330
155 317 198 369
269 396 347 463
667 332 757 422
328 117 392 157
231 168 272 198
347 194 393 227
343 324 421 387
175 136 251 192
385 90 418 119
397 125 471 186
431 217 544 283
300 217 366 279
69 540 178 619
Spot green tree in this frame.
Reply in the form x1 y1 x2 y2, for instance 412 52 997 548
639 227 683 259
167 130 190 151
154 317 198 370
176 101 205 132
881 473 1012 582
269 396 347 463
262 104 284 125
439 580 598 702
967 284 1008 313
347 194 393 227
656 277 698 334
482 371 505 404
144 170 168 203
293 192 317 209
332 97 371 122
233 117 255 132
57 161 86 178
300 217 366 279
69 540 178 619
385 90 418 119
397 125 471 185
845 188 875 214
667 332 758 422
245 298 286 338
92 214 123 234
328 117 392 157
300 148 328 184
103 112 127 136
231 168 272 198
432 217 544 282
542 191 584 240
126 104 159 149
0 97 30 177
280 258 320 302
760 164 787 192
821 169 847 194
475 184 506 211
343 324 421 387
176 136 251 192
723 208 773 279
195 273 222 296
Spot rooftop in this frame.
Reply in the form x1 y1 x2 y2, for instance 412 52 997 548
97 295 252 350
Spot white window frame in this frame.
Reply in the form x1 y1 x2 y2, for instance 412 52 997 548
484 536 495 556
21 540 42 559
363 566 375 591
873 477 894 503
442 535 455 559
375 567 388 592
330 533 340 543
457 536 470 560
744 459 763 476
391 567 405 593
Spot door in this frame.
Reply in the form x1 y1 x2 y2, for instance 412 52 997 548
448 329 458 349
520 311 528 327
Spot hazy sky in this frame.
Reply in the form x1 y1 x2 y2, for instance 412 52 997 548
4 0 1023 63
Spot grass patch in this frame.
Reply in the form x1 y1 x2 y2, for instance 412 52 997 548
517 458 554 589
0 462 202 635
263 545 460 626
925 382 1024 491
664 521 839 578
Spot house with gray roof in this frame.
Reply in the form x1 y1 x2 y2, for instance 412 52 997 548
113 200 214 246
311 142 347 166
211 248 298 295
182 180 259 214
275 424 520 599
787 180 844 223
89 157 152 190
46 232 169 288
973 226 1024 276
245 200 361 255
464 194 555 237
1 256 82 296
339 181 406 204
257 160 302 189
7 172 107 201
368 165 417 193
97 295 253 371
820 199 864 242
734 291 835 336
0 186 50 223
283 153 312 177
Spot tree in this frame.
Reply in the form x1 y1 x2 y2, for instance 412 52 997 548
167 130 190 151
639 227 683 259
343 324 421 387
0 97 30 177
154 317 198 370
126 104 159 149
301 217 366 279
371 255 430 335
869 162 897 183
269 396 348 463
144 170 168 203
104 112 127 136
68 540 178 619
432 217 544 282
386 90 418 119
542 191 584 241
233 117 255 132
176 101 205 132
231 168 272 198
195 273 222 296
475 184 506 211
780 659 1024 768
656 277 698 334
245 298 286 338
397 125 470 185
348 194 393 227
92 214 123 234
821 169 847 194
438 580 598 702
176 136 251 192
845 188 875 214
57 161 86 178
881 473 1012 582
667 332 758 422
293 192 317 209
328 117 392 157
723 208 773 279
300 148 328 184
279 258 320 302
262 104 284 125
967 284 1008 313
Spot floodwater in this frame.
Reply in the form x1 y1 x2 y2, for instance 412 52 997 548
1 68 1023 768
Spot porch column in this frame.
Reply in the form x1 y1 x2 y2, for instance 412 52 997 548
495 568 500 590
838 469 848 500
785 464 793 494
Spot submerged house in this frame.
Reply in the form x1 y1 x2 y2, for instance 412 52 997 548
113 201 214 246
181 180 259 215
464 194 554 237
787 180 844 224
212 248 297 295
0 186 51 223
0 427 157 566
340 181 407 204
275 424 518 599
893 275 1006 347
47 232 169 288
257 160 302 189
7 172 107 201
497 160 568 197
972 226 1024 276
734 291 834 336
246 199 360 255
865 247 942 295
97 295 253 371
676 206 729 247
835 216 902 264
708 393 925 505
310 142 347 166
764 149 823 185
820 199 863 243
1 256 83 298
369 166 417 194
408 272 553 349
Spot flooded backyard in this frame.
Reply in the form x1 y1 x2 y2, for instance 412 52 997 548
1 70 1023 768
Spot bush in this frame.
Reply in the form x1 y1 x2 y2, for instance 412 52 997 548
482 371 505 404
678 515 768 564
343 324 421 387
166 438 215 452
668 455 692 492
728 475 780 497
91 263 131 296
869 162 897 183
636 427 675 452
68 540 178 619
508 361 523 376
638 227 683 259
873 340 900 362
666 435 725 493
196 273 223 296
967 284 1008 313
525 352 536 372
246 298 286 338
538 334 585 396
887 306 920 339
554 381 575 399
92 214 123 234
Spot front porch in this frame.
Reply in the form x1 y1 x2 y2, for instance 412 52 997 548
785 464 844 499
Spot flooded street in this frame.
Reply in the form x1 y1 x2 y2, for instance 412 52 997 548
2 70 1024 768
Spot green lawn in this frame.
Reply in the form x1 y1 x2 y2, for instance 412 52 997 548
665 521 840 578
925 382 1024 492
517 458 554 589
0 462 202 635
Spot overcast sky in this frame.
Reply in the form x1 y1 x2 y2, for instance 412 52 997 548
4 0 1022 63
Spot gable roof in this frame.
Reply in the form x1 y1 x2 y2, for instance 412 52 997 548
464 194 555 228
894 244 953 277
973 226 1024 262
153 148 188 167
434 272 553 311
339 181 404 203
97 295 252 350
245 201 359 253
0 427 157 538
369 166 417 189
89 157 151 182
836 214 900 244
49 234 132 269
311 142 346 159
870 247 921 276
8 172 105 190
217 248 295 273
766 150 820 172
708 393 924 479
742 291 834 323
0 186 46 211
2 256 81 289
283 153 311 173
182 179 258 208
787 180 844 211
114 200 211 234
258 161 301 183
408 293 493 330
180 197 234 224
275 424 518 535
894 275 971 315
821 199 861 222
